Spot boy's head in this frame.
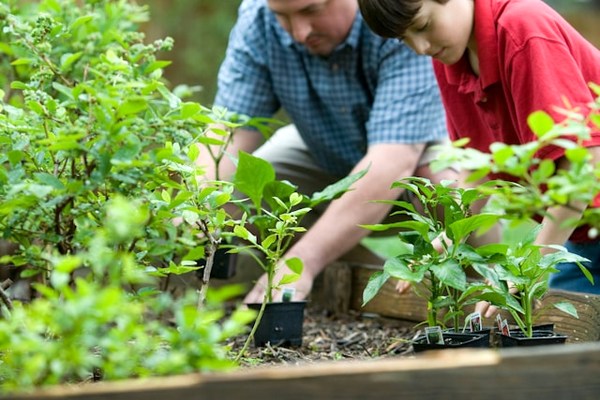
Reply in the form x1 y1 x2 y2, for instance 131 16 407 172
358 0 427 39
358 0 474 65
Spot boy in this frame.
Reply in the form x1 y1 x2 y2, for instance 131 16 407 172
358 0 600 299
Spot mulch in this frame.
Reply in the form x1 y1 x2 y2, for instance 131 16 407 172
227 305 419 367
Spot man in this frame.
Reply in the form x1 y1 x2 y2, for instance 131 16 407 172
199 0 452 303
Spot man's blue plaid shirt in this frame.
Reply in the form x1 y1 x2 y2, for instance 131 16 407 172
214 0 447 177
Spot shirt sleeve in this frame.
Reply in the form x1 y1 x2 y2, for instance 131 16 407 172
499 28 600 161
366 42 448 145
213 3 280 119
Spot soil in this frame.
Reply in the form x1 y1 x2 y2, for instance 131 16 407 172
227 304 419 367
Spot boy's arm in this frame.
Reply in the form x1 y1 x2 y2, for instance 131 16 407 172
534 146 600 250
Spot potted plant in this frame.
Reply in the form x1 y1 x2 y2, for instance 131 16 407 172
474 223 590 346
428 92 600 346
361 177 501 350
230 151 367 354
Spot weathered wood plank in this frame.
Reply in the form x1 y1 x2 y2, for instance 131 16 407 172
344 264 600 342
349 263 429 323
310 262 352 315
536 289 600 342
10 343 600 400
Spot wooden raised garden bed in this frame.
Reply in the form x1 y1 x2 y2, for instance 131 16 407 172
10 261 600 400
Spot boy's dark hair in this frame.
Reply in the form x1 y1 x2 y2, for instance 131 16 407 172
358 0 423 38
358 0 449 39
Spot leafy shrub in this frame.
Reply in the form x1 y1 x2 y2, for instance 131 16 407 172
0 0 257 391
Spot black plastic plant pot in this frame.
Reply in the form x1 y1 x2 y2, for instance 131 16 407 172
497 329 567 347
247 301 306 347
196 248 237 280
445 327 492 347
412 332 490 353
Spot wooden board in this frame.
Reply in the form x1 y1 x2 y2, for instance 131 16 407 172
11 342 600 400
313 262 600 343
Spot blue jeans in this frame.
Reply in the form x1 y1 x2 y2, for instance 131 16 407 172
548 240 600 294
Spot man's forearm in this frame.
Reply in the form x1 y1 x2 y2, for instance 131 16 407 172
283 143 424 278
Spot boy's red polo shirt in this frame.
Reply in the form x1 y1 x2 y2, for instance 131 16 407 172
434 0 600 242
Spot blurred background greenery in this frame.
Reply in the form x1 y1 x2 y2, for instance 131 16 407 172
141 0 600 107
143 0 242 105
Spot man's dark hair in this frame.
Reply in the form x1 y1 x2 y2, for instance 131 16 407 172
358 0 424 39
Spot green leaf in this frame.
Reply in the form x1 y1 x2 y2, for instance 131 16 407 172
10 58 31 66
233 152 275 210
532 159 555 181
60 52 83 72
144 60 172 75
362 270 390 306
233 225 256 244
553 301 578 318
182 246 205 261
527 110 555 138
310 167 368 206
261 234 276 250
10 81 28 90
26 100 45 115
117 99 148 117
69 15 94 31
278 272 300 286
33 173 64 189
384 258 426 282
285 257 303 275
591 114 600 129
180 102 202 119
564 147 590 163
430 259 466 291
449 213 499 242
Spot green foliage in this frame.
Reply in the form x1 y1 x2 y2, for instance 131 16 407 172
475 224 590 337
361 177 501 328
232 152 367 302
0 0 260 391
0 198 255 392
230 151 367 357
143 0 241 105
432 92 600 232
412 89 600 336
362 89 600 334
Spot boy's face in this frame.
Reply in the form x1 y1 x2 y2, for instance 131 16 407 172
401 0 474 64
268 0 358 56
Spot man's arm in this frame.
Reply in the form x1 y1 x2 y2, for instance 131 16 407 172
244 142 428 303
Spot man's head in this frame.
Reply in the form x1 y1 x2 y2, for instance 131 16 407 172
268 0 358 56
358 0 474 65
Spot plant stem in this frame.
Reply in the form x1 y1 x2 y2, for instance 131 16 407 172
235 271 274 362
523 288 533 337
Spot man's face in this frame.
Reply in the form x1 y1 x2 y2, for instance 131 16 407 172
401 0 474 65
268 0 358 56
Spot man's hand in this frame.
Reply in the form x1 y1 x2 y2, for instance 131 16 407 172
243 260 315 303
